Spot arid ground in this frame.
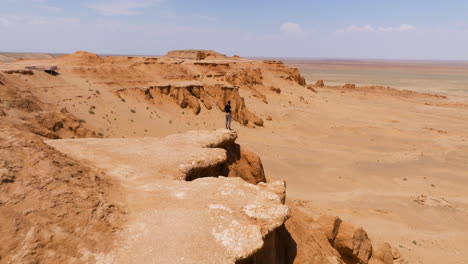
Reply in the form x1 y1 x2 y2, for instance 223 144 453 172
242 59 468 264
286 59 468 96
1 52 467 263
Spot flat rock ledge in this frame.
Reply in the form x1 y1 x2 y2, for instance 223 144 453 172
46 129 290 263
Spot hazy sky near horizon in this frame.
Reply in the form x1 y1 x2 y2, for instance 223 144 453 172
1 0 468 60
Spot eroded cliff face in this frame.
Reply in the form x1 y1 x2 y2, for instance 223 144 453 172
0 121 399 263
0 51 401 263
0 50 307 137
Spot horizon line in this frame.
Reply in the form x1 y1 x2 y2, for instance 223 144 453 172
1 50 468 64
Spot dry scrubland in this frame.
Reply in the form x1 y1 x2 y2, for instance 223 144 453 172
0 50 467 264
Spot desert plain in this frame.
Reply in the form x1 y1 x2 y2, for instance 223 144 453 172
245 59 468 264
0 51 467 264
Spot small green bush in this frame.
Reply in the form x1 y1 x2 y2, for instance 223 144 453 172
130 109 136 113
121 98 126 102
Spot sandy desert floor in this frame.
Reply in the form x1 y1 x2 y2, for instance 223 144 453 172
286 59 468 96
236 82 468 264
1 53 467 263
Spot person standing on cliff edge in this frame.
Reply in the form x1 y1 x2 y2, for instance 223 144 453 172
224 101 232 130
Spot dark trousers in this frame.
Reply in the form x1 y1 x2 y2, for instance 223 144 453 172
225 113 232 129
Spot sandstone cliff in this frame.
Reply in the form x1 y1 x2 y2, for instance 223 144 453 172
0 50 308 137
0 118 399 263
0 51 402 263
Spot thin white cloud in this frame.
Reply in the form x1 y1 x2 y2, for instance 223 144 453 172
30 16 80 26
280 22 303 34
47 6 64 13
455 20 465 28
0 15 23 27
87 0 161 16
160 11 217 21
337 24 416 33
0 15 80 27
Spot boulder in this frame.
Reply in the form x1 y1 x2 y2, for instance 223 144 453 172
334 222 373 263
317 215 342 243
270 86 282 94
369 243 394 264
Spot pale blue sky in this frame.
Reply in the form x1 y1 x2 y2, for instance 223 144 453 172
1 0 467 59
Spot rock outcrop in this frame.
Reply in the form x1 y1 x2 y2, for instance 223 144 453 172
205 84 264 127
342 84 356 89
317 215 342 244
225 143 266 184
369 243 394 264
115 83 264 127
279 68 306 86
284 203 344 264
317 214 396 264
315 80 325 87
225 68 263 87
45 129 290 263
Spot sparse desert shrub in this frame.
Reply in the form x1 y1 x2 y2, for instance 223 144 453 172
121 98 126 102
130 109 136 113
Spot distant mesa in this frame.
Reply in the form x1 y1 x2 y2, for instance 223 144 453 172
342 83 356 89
164 50 228 60
58 51 103 64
